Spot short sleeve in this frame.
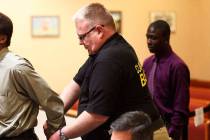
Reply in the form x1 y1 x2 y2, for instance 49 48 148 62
86 61 122 116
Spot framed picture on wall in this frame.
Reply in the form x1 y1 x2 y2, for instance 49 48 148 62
110 11 122 33
150 11 176 32
31 16 59 37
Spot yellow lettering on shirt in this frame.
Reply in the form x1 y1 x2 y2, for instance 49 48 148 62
135 63 147 87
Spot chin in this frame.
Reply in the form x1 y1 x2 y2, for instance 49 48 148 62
88 51 95 55
148 48 155 53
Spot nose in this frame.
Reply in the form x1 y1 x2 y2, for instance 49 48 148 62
79 39 84 45
147 38 152 44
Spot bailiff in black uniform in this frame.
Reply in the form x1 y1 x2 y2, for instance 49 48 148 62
51 3 163 140
74 33 160 140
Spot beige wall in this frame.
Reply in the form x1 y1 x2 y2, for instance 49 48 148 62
1 0 209 93
198 0 210 80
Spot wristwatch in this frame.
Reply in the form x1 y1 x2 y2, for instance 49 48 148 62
59 128 68 140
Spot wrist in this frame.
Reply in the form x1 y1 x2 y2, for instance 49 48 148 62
59 128 68 140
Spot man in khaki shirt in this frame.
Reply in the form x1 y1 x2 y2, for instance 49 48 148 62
0 12 65 140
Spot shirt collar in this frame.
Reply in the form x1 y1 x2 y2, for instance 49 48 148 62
155 45 173 63
89 32 119 58
0 47 9 60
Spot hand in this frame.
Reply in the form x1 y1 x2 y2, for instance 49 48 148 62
49 130 60 140
43 121 48 136
43 121 52 139
168 127 181 140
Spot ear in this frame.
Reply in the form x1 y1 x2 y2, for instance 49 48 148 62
96 25 104 39
0 35 7 44
164 40 168 44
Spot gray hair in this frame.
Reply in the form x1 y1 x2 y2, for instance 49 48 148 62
73 3 116 30
110 111 153 140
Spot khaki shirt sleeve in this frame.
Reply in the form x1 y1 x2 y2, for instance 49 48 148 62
12 62 66 138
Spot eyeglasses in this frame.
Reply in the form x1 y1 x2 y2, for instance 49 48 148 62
78 26 96 41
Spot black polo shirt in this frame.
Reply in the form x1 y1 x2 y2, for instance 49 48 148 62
74 33 160 140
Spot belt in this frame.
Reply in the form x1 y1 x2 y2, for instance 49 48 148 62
1 128 38 140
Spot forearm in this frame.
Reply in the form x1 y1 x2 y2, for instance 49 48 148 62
60 80 80 113
17 68 66 137
43 93 66 138
170 94 189 132
169 76 189 137
62 111 109 139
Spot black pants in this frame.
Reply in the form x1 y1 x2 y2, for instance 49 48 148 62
182 121 188 140
1 128 38 140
